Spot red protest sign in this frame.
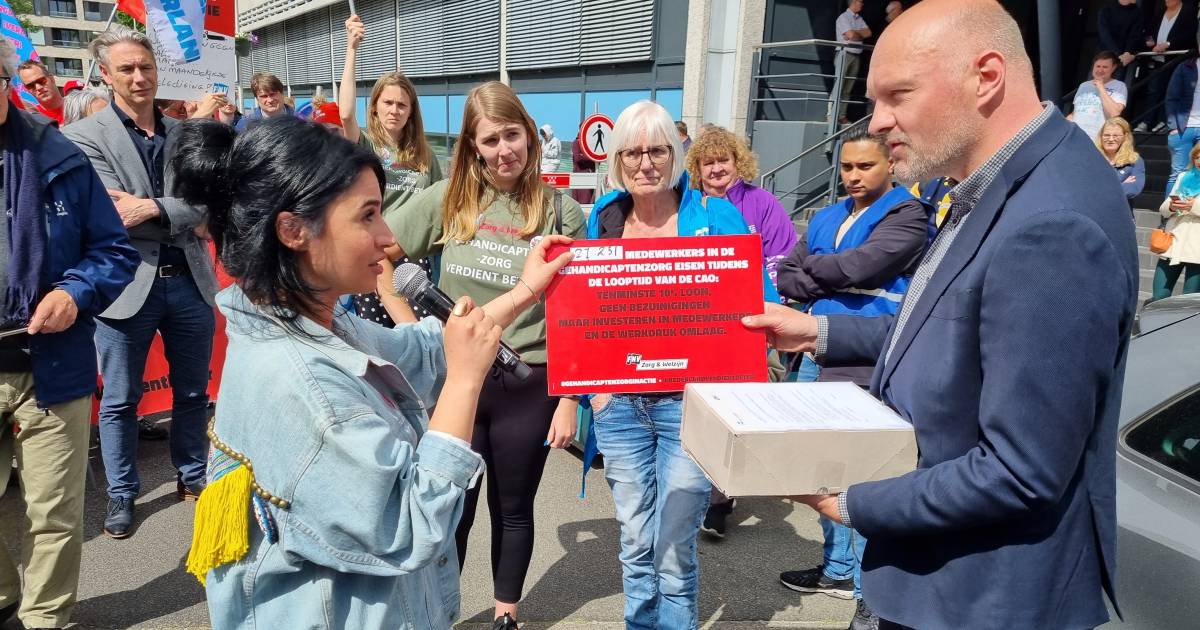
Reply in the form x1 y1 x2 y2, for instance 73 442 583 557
544 234 768 395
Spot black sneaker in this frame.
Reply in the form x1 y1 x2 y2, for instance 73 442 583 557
779 566 854 600
137 417 168 440
103 496 135 539
701 506 727 538
848 598 879 630
492 613 518 630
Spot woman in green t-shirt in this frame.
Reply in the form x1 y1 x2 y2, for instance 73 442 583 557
340 14 443 327
386 81 586 630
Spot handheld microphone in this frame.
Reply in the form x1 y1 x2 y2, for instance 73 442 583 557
392 263 533 381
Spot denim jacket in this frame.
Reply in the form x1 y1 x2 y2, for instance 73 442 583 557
205 286 483 630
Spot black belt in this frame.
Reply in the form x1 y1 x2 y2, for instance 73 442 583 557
157 264 190 278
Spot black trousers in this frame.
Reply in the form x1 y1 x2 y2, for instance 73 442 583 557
454 364 558 604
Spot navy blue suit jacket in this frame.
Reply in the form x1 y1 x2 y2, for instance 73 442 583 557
823 111 1138 630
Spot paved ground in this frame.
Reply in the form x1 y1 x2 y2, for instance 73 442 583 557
1 420 854 629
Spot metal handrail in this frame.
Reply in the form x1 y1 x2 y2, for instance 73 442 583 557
754 39 873 53
748 40 874 208
760 113 871 188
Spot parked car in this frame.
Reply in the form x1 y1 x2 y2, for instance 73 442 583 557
1101 294 1200 628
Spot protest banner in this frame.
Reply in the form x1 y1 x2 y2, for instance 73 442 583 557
0 0 42 108
147 28 236 101
544 234 768 395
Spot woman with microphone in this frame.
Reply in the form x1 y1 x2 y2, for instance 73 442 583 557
172 116 572 629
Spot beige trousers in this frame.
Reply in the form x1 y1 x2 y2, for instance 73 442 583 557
0 372 91 628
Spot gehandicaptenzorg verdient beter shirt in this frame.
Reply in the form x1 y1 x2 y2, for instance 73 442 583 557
386 179 585 364
358 134 445 218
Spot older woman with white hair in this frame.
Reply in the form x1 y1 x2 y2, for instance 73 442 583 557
583 100 778 630
61 86 109 126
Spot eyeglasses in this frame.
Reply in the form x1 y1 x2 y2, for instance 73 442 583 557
23 76 51 90
619 145 673 168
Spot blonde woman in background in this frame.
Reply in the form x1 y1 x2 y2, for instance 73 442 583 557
340 14 443 327
1095 117 1144 205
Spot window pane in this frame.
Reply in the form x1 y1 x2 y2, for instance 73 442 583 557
1125 388 1200 483
48 0 76 17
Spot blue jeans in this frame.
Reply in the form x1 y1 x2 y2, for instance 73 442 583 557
820 516 867 599
1166 127 1200 194
593 395 711 630
790 354 822 383
96 274 215 499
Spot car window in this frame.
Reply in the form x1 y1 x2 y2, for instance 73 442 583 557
1125 387 1200 483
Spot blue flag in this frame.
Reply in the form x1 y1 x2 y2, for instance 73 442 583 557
0 0 42 107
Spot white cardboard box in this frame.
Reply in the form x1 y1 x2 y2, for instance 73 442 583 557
681 382 918 497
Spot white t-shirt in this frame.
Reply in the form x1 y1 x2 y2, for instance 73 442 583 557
836 10 868 56
1072 79 1128 140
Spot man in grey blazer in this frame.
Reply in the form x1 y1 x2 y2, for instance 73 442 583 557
63 26 218 539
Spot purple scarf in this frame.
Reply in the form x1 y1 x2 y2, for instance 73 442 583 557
3 114 47 328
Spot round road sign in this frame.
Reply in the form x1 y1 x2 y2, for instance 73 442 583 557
580 113 614 162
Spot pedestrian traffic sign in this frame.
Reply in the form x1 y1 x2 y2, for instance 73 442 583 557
580 113 614 162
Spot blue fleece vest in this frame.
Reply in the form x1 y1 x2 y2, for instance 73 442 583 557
806 186 915 317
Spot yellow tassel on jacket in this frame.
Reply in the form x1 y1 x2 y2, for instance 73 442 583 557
186 463 252 586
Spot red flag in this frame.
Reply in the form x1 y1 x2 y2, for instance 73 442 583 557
116 0 145 24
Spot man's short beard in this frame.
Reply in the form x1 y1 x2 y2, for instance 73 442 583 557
890 121 977 185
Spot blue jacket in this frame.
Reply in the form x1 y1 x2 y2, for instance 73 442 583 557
1166 58 1198 133
233 104 297 133
205 287 482 629
12 111 139 406
805 186 917 317
824 111 1136 628
1115 156 1145 201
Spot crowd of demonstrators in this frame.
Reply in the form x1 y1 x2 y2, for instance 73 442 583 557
384 81 585 630
6 2 1155 629
1067 51 1127 141
585 101 780 630
1096 117 1146 205
1137 0 1197 133
773 128 927 630
235 73 293 132
339 14 442 328
61 86 109 126
1155 142 1200 299
169 114 574 629
62 25 220 541
1097 0 1143 82
0 36 139 630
